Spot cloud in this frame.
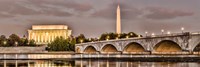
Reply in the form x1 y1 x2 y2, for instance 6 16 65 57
92 7 115 19
28 0 93 12
144 7 194 20
92 2 194 20
0 0 93 18
0 12 15 18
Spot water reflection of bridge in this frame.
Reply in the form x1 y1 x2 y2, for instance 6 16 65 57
0 60 73 67
76 59 199 67
76 32 200 55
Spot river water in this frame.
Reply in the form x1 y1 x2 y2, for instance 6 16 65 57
0 59 200 67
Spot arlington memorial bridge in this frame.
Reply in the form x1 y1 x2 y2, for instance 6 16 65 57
75 32 200 55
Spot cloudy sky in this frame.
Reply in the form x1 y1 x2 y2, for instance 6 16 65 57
0 0 200 38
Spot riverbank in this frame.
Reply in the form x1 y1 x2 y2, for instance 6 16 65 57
1 53 200 62
1 46 200 62
0 46 46 53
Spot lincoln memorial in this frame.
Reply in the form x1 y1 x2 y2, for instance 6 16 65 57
28 25 72 44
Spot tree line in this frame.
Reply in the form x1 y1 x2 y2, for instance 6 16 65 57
75 32 141 44
47 32 141 51
0 34 36 47
47 36 75 51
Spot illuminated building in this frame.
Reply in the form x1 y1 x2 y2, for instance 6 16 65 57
28 25 72 44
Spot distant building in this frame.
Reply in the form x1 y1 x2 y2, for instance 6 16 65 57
28 25 72 44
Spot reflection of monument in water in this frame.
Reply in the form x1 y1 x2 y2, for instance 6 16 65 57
28 25 72 44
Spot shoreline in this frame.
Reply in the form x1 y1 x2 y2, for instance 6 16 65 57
0 52 200 62
1 57 200 62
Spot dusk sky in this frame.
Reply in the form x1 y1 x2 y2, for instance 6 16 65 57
0 0 200 38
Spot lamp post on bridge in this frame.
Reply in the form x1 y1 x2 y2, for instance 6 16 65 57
167 31 171 35
151 33 155 37
3 41 7 46
15 41 18 47
145 31 148 37
161 29 164 35
80 39 83 43
181 27 184 33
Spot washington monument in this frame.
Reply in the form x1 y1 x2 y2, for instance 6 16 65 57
116 4 121 34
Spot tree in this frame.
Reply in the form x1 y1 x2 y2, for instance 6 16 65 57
48 37 75 51
0 35 7 46
119 33 127 38
128 32 138 38
19 35 29 46
88 38 96 42
0 35 6 40
8 34 20 46
69 38 76 51
99 33 107 40
20 38 29 46
76 34 87 43
0 34 37 47
99 32 129 40
29 39 36 46
108 33 118 39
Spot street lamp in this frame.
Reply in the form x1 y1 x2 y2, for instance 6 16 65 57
3 41 7 45
145 31 148 36
151 33 155 36
126 35 129 39
138 35 141 38
15 41 18 46
106 36 110 41
130 33 133 36
161 29 164 35
181 27 184 33
97 37 100 41
167 31 171 34
116 34 120 40
115 37 119 40
80 39 83 43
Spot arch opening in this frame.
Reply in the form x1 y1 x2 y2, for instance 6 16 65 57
101 44 118 52
83 46 97 53
193 43 200 52
154 40 182 52
123 42 145 52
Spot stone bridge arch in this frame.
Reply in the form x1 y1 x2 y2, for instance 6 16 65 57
83 46 98 53
122 40 147 51
82 44 99 52
153 40 182 52
123 42 145 52
76 44 99 53
151 38 182 51
101 44 119 53
100 43 121 51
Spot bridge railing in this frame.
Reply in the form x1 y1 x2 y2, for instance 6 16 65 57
191 31 200 35
148 32 188 37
